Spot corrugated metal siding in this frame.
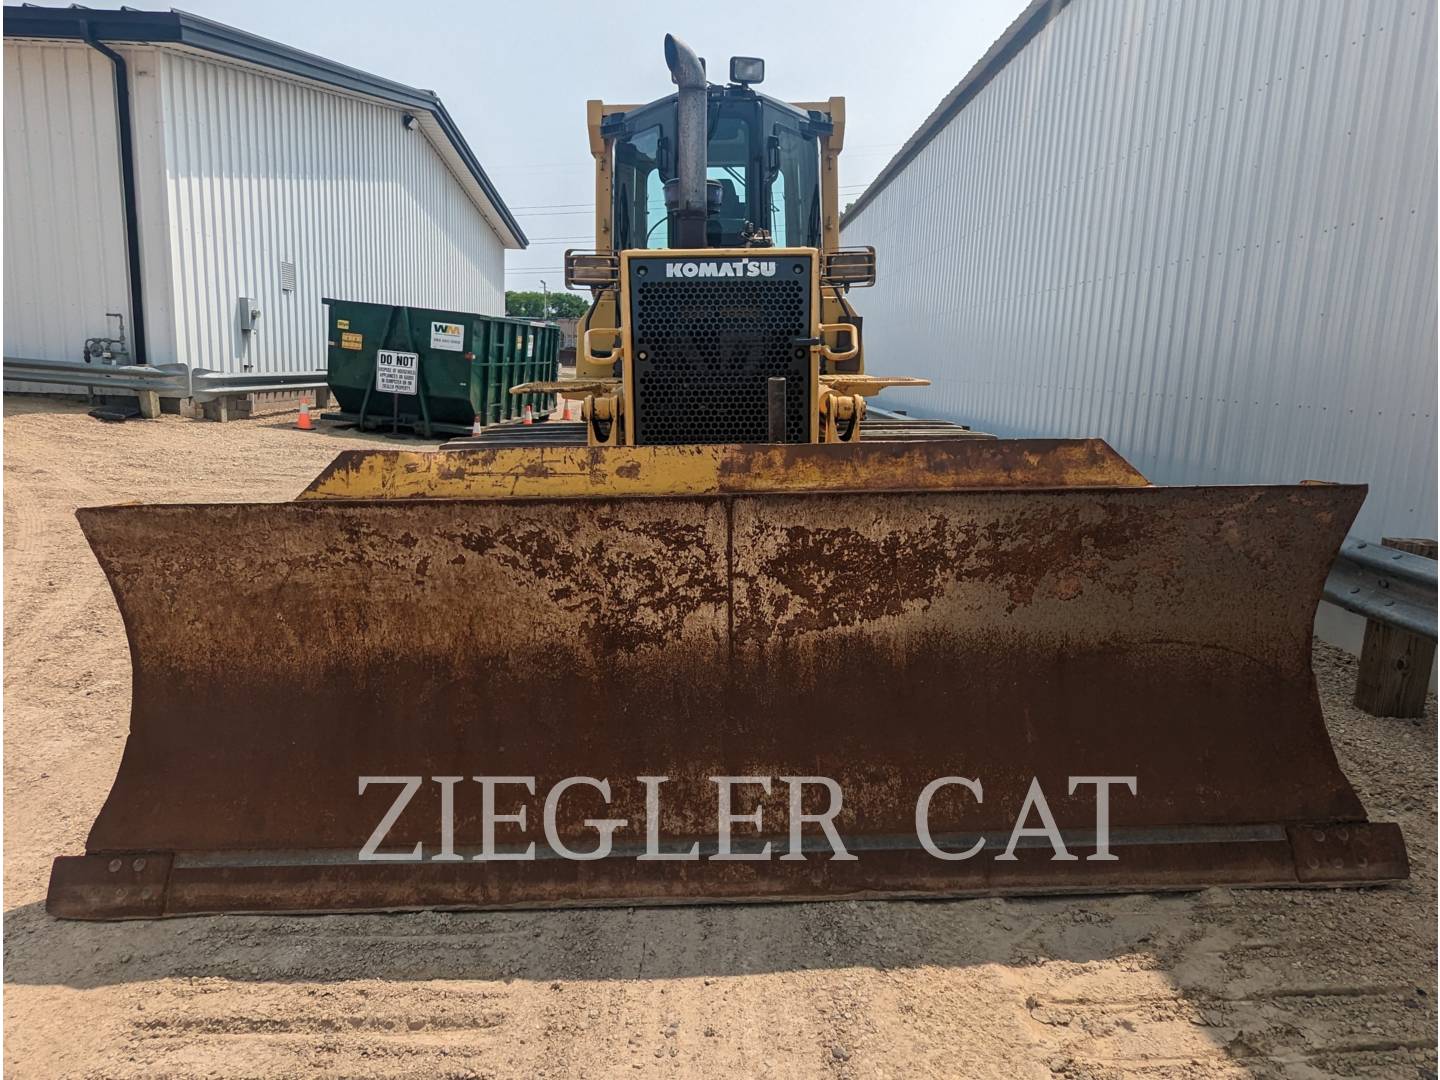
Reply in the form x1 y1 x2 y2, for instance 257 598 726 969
3 41 131 367
3 42 506 381
844 0 1437 545
128 45 179 367
157 49 506 375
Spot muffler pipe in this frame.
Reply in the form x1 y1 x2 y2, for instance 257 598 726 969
664 33 708 249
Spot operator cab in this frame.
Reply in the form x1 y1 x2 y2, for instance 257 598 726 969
605 58 828 250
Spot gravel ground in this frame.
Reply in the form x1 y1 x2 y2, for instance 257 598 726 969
4 394 1436 1079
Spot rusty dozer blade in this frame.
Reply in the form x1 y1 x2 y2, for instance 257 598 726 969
48 439 1407 919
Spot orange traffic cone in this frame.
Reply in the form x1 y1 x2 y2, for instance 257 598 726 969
297 398 314 431
563 398 575 421
522 404 533 426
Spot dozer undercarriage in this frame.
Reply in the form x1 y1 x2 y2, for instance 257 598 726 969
46 36 1406 919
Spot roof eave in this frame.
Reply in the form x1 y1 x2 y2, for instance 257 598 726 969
840 0 1076 231
2 4 527 247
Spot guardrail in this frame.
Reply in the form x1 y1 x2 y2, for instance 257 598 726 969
2 357 326 403
2 357 189 394
1323 537 1437 640
188 368 327 402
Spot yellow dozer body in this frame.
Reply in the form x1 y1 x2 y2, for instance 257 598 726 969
48 38 1405 920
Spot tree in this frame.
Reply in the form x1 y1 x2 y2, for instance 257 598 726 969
548 293 589 318
506 290 589 319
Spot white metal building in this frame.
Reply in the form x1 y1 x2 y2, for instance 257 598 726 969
3 5 524 386
843 0 1437 590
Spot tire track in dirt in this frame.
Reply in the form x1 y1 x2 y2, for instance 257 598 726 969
2 459 109 671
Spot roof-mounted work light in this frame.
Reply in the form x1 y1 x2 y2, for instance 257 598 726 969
729 56 764 85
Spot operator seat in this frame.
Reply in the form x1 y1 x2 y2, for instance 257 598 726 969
707 178 746 247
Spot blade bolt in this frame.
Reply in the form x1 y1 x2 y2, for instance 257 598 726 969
132 858 147 872
107 859 122 873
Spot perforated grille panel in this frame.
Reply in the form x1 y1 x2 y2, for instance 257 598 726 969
628 255 812 445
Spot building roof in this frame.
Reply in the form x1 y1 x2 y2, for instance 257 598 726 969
840 0 1075 229
3 4 528 247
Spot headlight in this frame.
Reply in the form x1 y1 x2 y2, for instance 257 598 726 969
729 56 765 85
822 247 877 288
564 251 619 290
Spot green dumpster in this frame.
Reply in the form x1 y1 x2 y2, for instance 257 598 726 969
322 298 560 437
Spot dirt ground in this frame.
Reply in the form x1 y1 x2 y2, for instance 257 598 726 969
3 394 1436 1079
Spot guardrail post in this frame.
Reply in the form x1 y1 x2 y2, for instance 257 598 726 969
1354 537 1438 718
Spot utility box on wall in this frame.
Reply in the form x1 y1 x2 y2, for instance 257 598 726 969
237 298 260 334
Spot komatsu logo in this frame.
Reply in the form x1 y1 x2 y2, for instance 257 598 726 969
664 260 777 278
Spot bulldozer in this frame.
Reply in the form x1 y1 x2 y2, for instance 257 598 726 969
502 36 931 449
48 36 1406 919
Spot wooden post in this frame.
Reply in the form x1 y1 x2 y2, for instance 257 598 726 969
1353 537 1438 718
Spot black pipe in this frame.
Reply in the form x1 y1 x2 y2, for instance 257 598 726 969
82 25 148 364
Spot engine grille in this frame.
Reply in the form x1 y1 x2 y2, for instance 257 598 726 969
628 256 812 445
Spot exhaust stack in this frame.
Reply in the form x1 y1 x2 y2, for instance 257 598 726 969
664 33 707 248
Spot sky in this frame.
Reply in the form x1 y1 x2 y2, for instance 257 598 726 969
143 0 1029 295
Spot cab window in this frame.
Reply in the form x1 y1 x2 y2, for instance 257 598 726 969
611 97 824 250
770 122 821 248
614 122 669 249
704 109 752 247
